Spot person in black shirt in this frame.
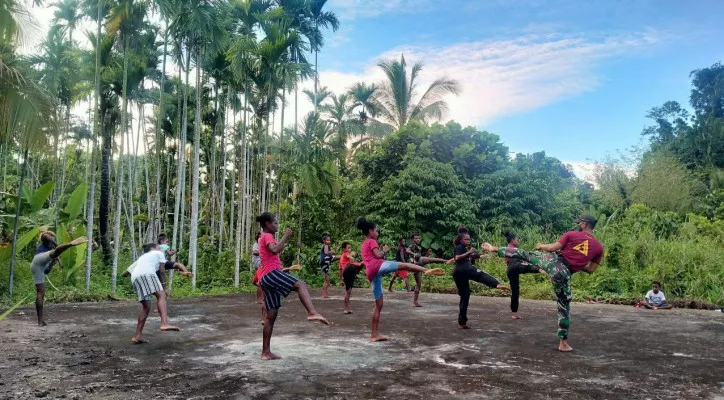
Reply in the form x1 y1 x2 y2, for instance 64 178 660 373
503 231 545 320
452 227 508 329
388 238 412 292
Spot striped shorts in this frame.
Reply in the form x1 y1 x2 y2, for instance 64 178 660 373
260 269 299 311
132 274 164 302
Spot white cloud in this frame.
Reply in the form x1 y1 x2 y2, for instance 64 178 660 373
328 0 434 20
292 30 662 131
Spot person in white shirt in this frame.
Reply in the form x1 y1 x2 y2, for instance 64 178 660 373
122 243 181 343
642 281 672 310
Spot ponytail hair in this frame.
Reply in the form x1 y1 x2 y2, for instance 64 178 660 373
256 212 274 228
355 216 376 236
502 230 516 244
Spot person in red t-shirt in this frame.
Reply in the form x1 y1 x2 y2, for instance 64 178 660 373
256 212 329 360
339 241 365 314
356 217 445 342
482 214 604 353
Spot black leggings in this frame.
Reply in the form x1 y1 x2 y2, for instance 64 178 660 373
506 259 540 313
452 267 500 326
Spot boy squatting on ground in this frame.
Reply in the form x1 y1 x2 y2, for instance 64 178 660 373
122 243 183 344
641 281 672 310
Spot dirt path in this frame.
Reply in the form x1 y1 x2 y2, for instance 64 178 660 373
1 288 723 399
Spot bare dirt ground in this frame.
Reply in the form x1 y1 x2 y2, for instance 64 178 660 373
1 287 723 400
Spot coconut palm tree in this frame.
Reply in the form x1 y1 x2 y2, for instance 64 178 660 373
374 54 461 131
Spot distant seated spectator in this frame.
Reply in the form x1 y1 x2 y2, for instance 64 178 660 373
642 281 672 310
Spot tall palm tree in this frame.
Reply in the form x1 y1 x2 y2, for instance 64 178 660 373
1 3 56 297
171 0 224 288
375 54 461 131
307 0 338 111
288 111 337 261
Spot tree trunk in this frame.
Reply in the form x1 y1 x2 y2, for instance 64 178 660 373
189 47 203 289
296 195 303 264
154 23 169 240
111 34 130 289
88 7 102 287
217 91 227 253
235 90 248 286
170 54 189 296
229 108 236 248
97 4 112 264
7 146 30 298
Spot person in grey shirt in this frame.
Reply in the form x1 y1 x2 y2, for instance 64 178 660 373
31 232 87 326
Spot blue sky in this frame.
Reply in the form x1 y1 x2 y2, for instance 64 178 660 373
318 0 724 176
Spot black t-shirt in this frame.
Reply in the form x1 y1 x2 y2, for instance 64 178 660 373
395 247 407 262
454 243 479 271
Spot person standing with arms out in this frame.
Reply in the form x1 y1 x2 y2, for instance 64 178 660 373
339 241 364 314
356 217 444 342
452 227 509 329
30 232 88 326
503 231 545 320
320 235 338 298
256 212 329 360
407 233 452 307
388 238 411 293
482 214 604 352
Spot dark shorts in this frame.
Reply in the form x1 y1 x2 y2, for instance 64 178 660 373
342 265 363 291
260 270 299 311
155 261 178 282
320 262 331 275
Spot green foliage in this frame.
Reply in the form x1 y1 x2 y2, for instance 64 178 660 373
370 156 476 254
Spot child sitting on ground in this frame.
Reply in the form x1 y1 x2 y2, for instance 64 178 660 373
642 281 672 310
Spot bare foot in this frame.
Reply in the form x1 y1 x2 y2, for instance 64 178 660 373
38 321 47 327
497 284 510 291
131 338 149 344
261 352 282 360
558 341 573 352
481 243 497 252
511 313 521 320
255 299 262 304
413 302 422 307
458 324 471 329
160 325 180 331
343 310 353 314
370 335 389 342
307 314 330 325
322 295 330 299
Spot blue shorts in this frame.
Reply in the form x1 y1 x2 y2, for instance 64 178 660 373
371 261 400 300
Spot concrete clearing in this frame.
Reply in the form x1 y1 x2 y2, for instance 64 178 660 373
1 288 723 399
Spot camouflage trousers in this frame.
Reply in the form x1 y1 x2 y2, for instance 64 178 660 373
497 247 572 340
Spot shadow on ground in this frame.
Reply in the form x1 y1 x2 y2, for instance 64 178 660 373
1 288 723 399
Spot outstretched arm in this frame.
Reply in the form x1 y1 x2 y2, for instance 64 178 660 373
50 237 87 259
535 242 563 252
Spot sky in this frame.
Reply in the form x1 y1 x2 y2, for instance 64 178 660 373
25 0 724 180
